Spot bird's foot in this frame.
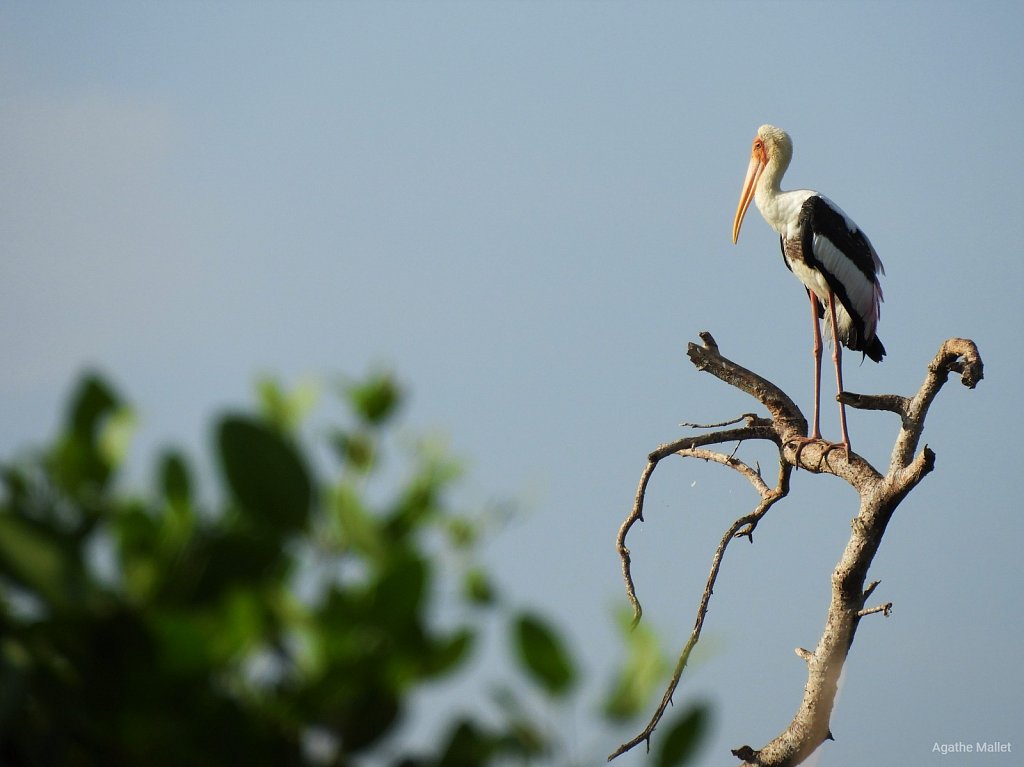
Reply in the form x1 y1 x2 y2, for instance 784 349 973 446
788 435 849 465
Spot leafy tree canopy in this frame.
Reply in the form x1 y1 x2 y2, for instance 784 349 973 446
0 372 709 766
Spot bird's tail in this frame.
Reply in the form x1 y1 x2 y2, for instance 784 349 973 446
862 336 886 363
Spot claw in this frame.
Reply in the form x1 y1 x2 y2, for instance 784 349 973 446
788 435 849 466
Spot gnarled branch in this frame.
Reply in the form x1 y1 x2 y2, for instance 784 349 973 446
609 334 982 765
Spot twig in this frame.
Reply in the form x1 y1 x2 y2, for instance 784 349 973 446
615 459 658 627
857 602 893 618
676 447 771 497
862 580 881 601
679 413 759 429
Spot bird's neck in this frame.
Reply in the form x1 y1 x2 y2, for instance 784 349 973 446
757 155 787 198
754 156 794 234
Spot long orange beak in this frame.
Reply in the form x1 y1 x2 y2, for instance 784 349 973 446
732 152 765 244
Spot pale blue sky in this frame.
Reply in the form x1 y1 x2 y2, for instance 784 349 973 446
2 2 1022 764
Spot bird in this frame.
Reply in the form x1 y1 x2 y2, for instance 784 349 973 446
731 124 885 455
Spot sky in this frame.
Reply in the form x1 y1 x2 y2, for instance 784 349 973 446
2 1 1022 765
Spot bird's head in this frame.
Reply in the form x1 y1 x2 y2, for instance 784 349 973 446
731 124 793 244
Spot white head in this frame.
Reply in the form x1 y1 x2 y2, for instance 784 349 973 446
732 125 794 243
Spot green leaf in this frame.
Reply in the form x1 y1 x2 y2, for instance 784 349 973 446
345 372 402 426
331 686 400 754
489 686 550 757
217 415 313 533
423 628 475 677
67 373 120 438
218 588 267 657
159 451 191 507
150 609 217 675
182 528 286 600
0 638 31 732
436 721 499 766
331 430 376 472
332 482 385 560
49 374 126 495
0 514 92 611
373 554 428 632
463 568 496 606
512 612 576 696
446 516 479 549
98 406 136 469
603 607 670 721
655 703 711 767
256 377 320 433
117 505 163 601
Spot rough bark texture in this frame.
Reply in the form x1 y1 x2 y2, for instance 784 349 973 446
609 334 982 765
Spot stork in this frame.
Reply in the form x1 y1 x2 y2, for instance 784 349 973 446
731 124 885 455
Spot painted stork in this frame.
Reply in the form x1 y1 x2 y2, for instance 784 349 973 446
731 124 885 454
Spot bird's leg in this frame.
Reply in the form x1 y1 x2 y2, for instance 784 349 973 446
826 290 852 453
808 289 823 441
790 290 826 464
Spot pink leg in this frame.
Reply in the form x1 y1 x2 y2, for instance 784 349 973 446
826 290 851 452
790 290 852 464
808 289 823 441
791 291 827 463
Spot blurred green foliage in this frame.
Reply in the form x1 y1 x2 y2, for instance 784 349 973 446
0 372 709 765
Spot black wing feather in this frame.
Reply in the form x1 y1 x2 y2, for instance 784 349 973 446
788 198 886 362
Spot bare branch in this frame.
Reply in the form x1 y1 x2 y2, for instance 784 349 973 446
840 391 909 416
680 413 760 429
891 338 983 470
676 446 772 497
647 422 776 463
615 459 658 627
698 330 720 351
686 337 805 437
611 334 982 766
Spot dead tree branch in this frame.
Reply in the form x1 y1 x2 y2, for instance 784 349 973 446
609 334 982 765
